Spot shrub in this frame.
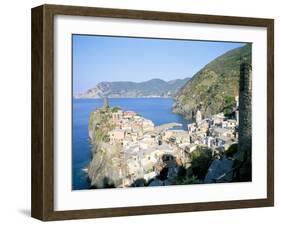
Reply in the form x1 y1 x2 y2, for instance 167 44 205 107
225 143 238 158
102 134 110 143
223 95 235 115
224 95 234 105
112 107 121 112
190 147 213 180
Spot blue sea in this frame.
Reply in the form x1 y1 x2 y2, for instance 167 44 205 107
72 98 189 190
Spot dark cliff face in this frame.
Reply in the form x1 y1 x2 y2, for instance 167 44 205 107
173 44 252 118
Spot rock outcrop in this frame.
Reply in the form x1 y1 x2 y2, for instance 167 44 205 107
87 105 125 188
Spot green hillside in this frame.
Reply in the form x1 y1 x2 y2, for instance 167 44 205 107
173 44 252 118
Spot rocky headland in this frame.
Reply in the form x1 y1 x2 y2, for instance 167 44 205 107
76 78 190 99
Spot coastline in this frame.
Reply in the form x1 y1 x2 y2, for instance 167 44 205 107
72 97 188 190
87 102 188 188
86 97 239 189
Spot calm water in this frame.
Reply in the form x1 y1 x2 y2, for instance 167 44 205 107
72 98 189 190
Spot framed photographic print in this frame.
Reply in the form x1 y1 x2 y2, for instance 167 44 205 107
31 4 274 221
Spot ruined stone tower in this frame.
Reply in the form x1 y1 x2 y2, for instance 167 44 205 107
103 96 109 110
236 62 252 180
196 109 202 124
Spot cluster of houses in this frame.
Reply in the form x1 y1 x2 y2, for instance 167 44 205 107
108 109 155 146
186 111 238 153
96 100 238 187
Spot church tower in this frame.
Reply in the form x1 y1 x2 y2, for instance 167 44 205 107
196 109 202 124
103 96 109 110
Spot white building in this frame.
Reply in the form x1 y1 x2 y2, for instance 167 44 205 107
196 110 202 124
212 113 225 125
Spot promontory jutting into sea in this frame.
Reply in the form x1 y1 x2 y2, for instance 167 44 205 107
72 40 252 189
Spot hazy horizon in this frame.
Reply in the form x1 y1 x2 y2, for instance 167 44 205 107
73 35 246 95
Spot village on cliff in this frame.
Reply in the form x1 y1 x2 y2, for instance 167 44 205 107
87 94 241 188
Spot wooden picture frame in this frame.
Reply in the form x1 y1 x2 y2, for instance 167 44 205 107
31 4 274 221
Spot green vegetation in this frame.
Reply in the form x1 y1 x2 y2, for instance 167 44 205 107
190 146 213 180
225 143 238 158
102 134 110 143
146 167 154 174
89 108 114 145
174 44 251 118
174 174 200 185
174 166 200 185
223 95 236 115
112 107 122 112
224 95 234 104
174 146 213 185
88 112 95 131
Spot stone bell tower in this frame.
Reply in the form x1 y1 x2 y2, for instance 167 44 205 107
196 109 202 124
235 62 252 181
103 96 109 110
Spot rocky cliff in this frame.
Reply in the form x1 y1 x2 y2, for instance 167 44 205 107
87 107 124 188
173 44 251 118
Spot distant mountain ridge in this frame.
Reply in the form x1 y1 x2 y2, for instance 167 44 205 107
173 44 252 118
76 77 190 98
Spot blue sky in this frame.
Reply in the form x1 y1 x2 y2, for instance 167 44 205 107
73 35 245 95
